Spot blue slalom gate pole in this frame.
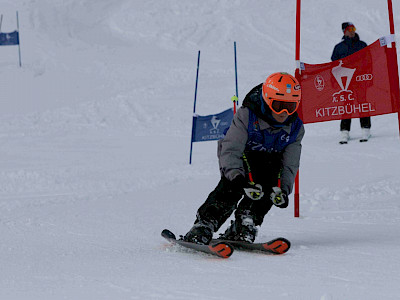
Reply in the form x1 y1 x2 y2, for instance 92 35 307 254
16 11 21 67
189 50 201 164
234 42 239 105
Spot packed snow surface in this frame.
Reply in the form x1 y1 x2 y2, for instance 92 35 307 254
1 0 400 299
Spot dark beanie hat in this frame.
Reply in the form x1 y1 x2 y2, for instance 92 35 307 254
342 22 354 32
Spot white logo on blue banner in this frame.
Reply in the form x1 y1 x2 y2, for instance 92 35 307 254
192 108 234 142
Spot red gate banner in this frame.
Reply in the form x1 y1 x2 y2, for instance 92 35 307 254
297 36 400 124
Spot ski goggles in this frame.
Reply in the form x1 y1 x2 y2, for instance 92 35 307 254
345 25 356 33
269 99 299 115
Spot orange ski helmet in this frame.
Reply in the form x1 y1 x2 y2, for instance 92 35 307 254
262 72 301 115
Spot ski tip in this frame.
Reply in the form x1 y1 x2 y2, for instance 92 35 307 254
208 242 234 258
275 237 291 246
263 237 291 254
161 229 176 240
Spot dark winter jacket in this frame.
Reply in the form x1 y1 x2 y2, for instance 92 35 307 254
331 33 367 61
217 84 304 195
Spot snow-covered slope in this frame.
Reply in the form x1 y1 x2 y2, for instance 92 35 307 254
0 0 400 299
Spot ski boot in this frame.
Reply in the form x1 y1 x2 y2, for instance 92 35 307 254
360 128 371 142
219 213 258 243
339 130 350 144
182 220 215 245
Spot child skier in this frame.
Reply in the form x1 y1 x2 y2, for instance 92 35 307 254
183 72 305 244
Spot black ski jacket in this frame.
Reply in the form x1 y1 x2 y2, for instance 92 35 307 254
331 33 367 61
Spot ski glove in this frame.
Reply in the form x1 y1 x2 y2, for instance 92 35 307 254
270 187 289 208
244 182 264 201
225 176 264 200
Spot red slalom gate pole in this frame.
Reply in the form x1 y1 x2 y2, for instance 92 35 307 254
294 172 300 217
387 0 400 138
295 0 301 63
294 0 301 218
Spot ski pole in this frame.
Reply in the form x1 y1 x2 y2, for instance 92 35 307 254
231 95 238 114
242 152 254 184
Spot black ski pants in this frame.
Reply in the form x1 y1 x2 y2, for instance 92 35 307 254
195 152 282 231
340 117 371 131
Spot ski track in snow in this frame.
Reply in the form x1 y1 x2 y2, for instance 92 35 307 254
0 0 400 299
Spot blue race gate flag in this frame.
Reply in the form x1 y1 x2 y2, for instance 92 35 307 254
0 31 19 46
191 108 234 142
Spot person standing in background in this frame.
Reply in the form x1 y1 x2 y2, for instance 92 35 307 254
331 22 371 144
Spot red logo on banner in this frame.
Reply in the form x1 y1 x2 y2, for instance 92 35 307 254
297 38 400 124
314 75 325 91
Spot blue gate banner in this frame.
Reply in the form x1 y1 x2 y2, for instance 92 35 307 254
192 108 234 142
0 31 19 46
